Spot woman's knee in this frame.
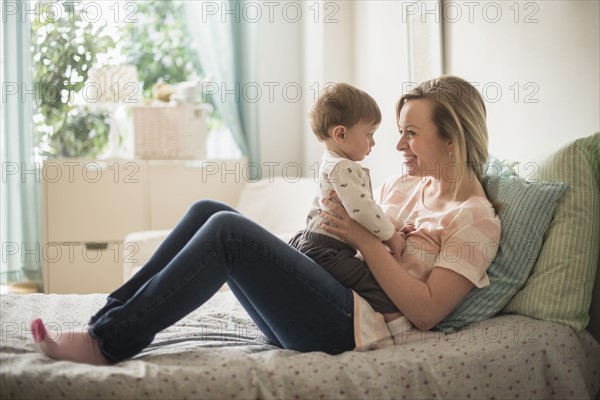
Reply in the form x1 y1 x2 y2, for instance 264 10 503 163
188 199 236 217
203 212 272 247
207 211 248 230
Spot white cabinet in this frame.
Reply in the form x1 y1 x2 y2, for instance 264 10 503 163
42 242 126 294
44 160 149 243
42 159 245 294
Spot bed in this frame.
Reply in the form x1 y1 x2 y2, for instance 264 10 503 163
1 291 599 399
2 134 600 399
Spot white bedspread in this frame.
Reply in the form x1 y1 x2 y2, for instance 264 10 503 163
1 292 599 399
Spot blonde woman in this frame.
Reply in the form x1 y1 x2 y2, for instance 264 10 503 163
30 76 500 364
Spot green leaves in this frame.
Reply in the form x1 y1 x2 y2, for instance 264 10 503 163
31 0 211 158
32 0 115 158
46 107 111 158
119 0 203 99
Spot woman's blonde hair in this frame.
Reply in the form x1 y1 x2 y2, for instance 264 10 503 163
396 75 489 201
311 83 382 141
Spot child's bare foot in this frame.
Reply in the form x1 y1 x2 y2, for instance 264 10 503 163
30 318 110 365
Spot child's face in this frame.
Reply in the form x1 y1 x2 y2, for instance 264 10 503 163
339 121 379 161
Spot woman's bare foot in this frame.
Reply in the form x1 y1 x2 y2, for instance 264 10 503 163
30 318 110 365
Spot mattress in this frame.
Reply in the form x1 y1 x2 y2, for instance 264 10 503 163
1 292 599 399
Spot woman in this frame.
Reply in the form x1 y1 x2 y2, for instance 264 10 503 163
31 76 500 364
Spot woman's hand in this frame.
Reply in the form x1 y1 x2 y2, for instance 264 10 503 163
318 191 378 249
320 193 475 331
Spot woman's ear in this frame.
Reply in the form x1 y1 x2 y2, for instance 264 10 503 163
331 125 346 143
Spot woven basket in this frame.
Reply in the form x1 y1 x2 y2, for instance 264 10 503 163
133 103 209 160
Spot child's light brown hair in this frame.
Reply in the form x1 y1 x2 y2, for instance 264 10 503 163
310 83 382 141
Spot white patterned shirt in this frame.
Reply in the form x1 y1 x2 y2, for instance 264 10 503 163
304 149 396 243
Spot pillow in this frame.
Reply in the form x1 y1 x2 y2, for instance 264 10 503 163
435 155 567 333
503 133 600 331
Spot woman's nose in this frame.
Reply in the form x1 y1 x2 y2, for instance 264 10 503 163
396 137 406 151
396 130 411 150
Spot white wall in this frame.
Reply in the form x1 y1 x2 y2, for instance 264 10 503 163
254 0 600 180
253 1 357 179
302 1 356 175
299 1 412 186
353 1 411 187
254 2 304 177
444 0 600 163
256 0 409 185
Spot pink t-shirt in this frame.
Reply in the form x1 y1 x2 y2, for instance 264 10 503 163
353 175 501 350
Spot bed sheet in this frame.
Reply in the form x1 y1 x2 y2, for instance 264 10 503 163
1 292 599 399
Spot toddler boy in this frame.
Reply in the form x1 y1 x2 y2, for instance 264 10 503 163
289 83 410 313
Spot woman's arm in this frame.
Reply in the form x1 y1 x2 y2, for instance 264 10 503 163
319 196 473 331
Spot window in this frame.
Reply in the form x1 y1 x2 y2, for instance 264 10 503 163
30 0 240 161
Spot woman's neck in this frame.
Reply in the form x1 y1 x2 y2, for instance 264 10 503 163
423 168 484 206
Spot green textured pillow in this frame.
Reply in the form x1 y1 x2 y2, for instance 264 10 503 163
503 133 600 331
436 156 567 333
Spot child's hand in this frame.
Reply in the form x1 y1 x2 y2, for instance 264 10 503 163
399 223 416 239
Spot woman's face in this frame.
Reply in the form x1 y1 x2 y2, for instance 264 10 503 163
396 99 452 178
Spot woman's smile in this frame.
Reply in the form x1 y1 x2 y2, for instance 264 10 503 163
403 154 417 164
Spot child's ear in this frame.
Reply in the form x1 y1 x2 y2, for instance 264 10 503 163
331 125 346 143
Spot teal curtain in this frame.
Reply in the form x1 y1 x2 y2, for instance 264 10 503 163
1 0 42 285
184 0 259 167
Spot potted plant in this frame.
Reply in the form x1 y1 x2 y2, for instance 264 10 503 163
32 0 115 158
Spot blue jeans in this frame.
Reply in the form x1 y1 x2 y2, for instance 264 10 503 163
89 200 355 363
